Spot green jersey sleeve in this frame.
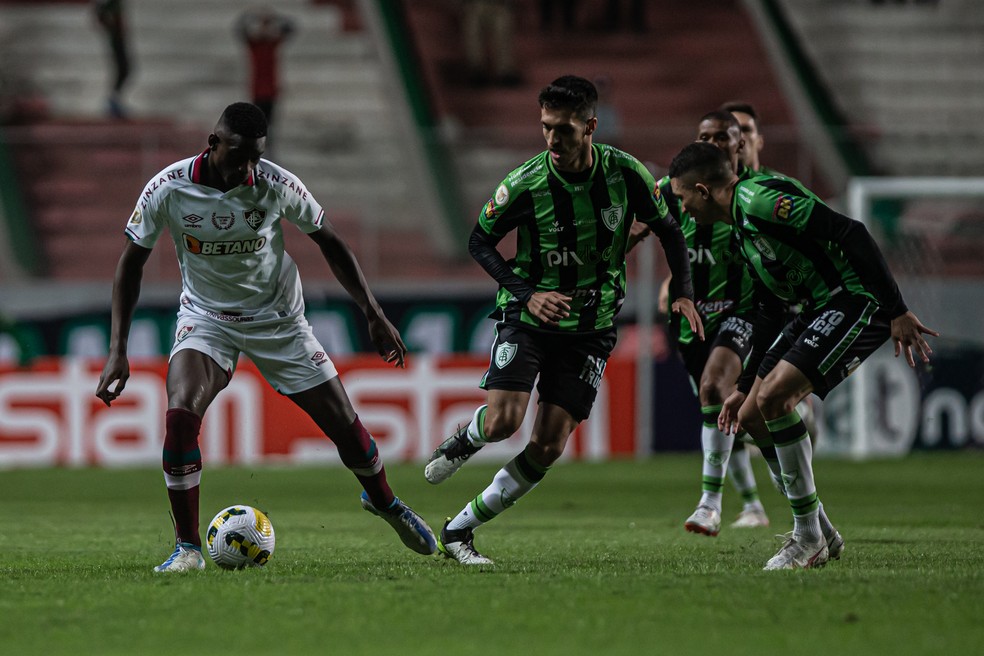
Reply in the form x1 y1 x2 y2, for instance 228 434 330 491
737 176 821 232
477 157 540 237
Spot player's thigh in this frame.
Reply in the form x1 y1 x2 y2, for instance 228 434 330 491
481 322 545 394
167 313 237 413
166 349 230 414
537 328 617 423
481 323 545 437
528 402 580 465
286 376 357 436
757 360 814 417
781 295 891 399
485 388 532 439
246 315 340 396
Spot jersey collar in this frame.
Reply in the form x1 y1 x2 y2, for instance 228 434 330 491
189 149 256 187
545 143 598 185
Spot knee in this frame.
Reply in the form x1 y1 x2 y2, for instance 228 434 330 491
737 402 763 435
483 404 524 441
698 379 726 407
756 380 798 419
525 439 564 466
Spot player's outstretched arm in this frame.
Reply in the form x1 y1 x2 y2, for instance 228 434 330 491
308 223 407 367
96 240 152 406
891 311 939 367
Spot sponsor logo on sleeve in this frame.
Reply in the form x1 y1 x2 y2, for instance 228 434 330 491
175 325 194 343
484 200 497 220
653 185 662 201
128 209 142 225
773 195 794 221
311 351 329 366
494 184 510 206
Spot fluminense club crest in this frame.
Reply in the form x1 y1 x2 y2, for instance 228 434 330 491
601 204 624 231
243 208 266 231
495 342 517 369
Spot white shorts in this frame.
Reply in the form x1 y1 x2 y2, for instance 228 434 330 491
170 307 339 395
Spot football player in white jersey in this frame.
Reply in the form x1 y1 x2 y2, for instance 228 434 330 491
95 102 436 571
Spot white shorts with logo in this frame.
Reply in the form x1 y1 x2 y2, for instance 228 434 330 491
170 306 339 395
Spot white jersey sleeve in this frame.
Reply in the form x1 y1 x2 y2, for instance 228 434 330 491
124 160 192 248
267 162 325 235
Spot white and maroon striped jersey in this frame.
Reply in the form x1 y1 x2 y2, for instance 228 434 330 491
125 150 325 321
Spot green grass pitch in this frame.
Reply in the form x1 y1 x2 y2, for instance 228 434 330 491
1 452 981 655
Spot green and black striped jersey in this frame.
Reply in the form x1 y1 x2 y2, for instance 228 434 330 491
732 173 906 313
475 143 692 333
658 165 758 346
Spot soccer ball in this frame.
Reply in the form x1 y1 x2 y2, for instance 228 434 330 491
205 505 276 569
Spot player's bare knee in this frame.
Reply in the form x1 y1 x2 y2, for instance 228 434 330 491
755 382 798 419
525 439 563 466
698 379 727 407
737 404 763 434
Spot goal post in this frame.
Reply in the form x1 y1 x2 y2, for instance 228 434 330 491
817 176 984 458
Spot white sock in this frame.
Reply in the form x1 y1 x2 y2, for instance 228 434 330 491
466 405 489 446
698 408 734 513
448 446 547 531
768 412 821 543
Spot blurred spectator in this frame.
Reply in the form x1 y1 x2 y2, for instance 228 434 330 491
539 0 579 32
93 0 132 118
237 7 295 129
604 0 646 33
592 74 622 147
461 0 522 87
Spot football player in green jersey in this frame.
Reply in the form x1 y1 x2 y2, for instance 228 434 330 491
721 101 822 480
640 110 840 544
645 111 769 536
720 101 771 176
668 142 938 570
424 75 703 565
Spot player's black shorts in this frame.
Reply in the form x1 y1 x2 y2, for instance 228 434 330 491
480 322 617 422
757 293 891 399
678 315 754 384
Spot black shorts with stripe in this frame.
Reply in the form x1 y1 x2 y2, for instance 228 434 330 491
480 322 617 422
678 314 754 384
757 294 891 399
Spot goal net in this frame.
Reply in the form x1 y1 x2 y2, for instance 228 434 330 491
817 177 984 458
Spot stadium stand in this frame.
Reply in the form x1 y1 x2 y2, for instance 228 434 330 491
779 0 984 177
0 0 473 284
403 0 808 213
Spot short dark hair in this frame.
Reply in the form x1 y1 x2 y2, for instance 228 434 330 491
698 109 741 130
219 102 268 139
668 142 733 185
538 75 598 122
720 101 759 122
